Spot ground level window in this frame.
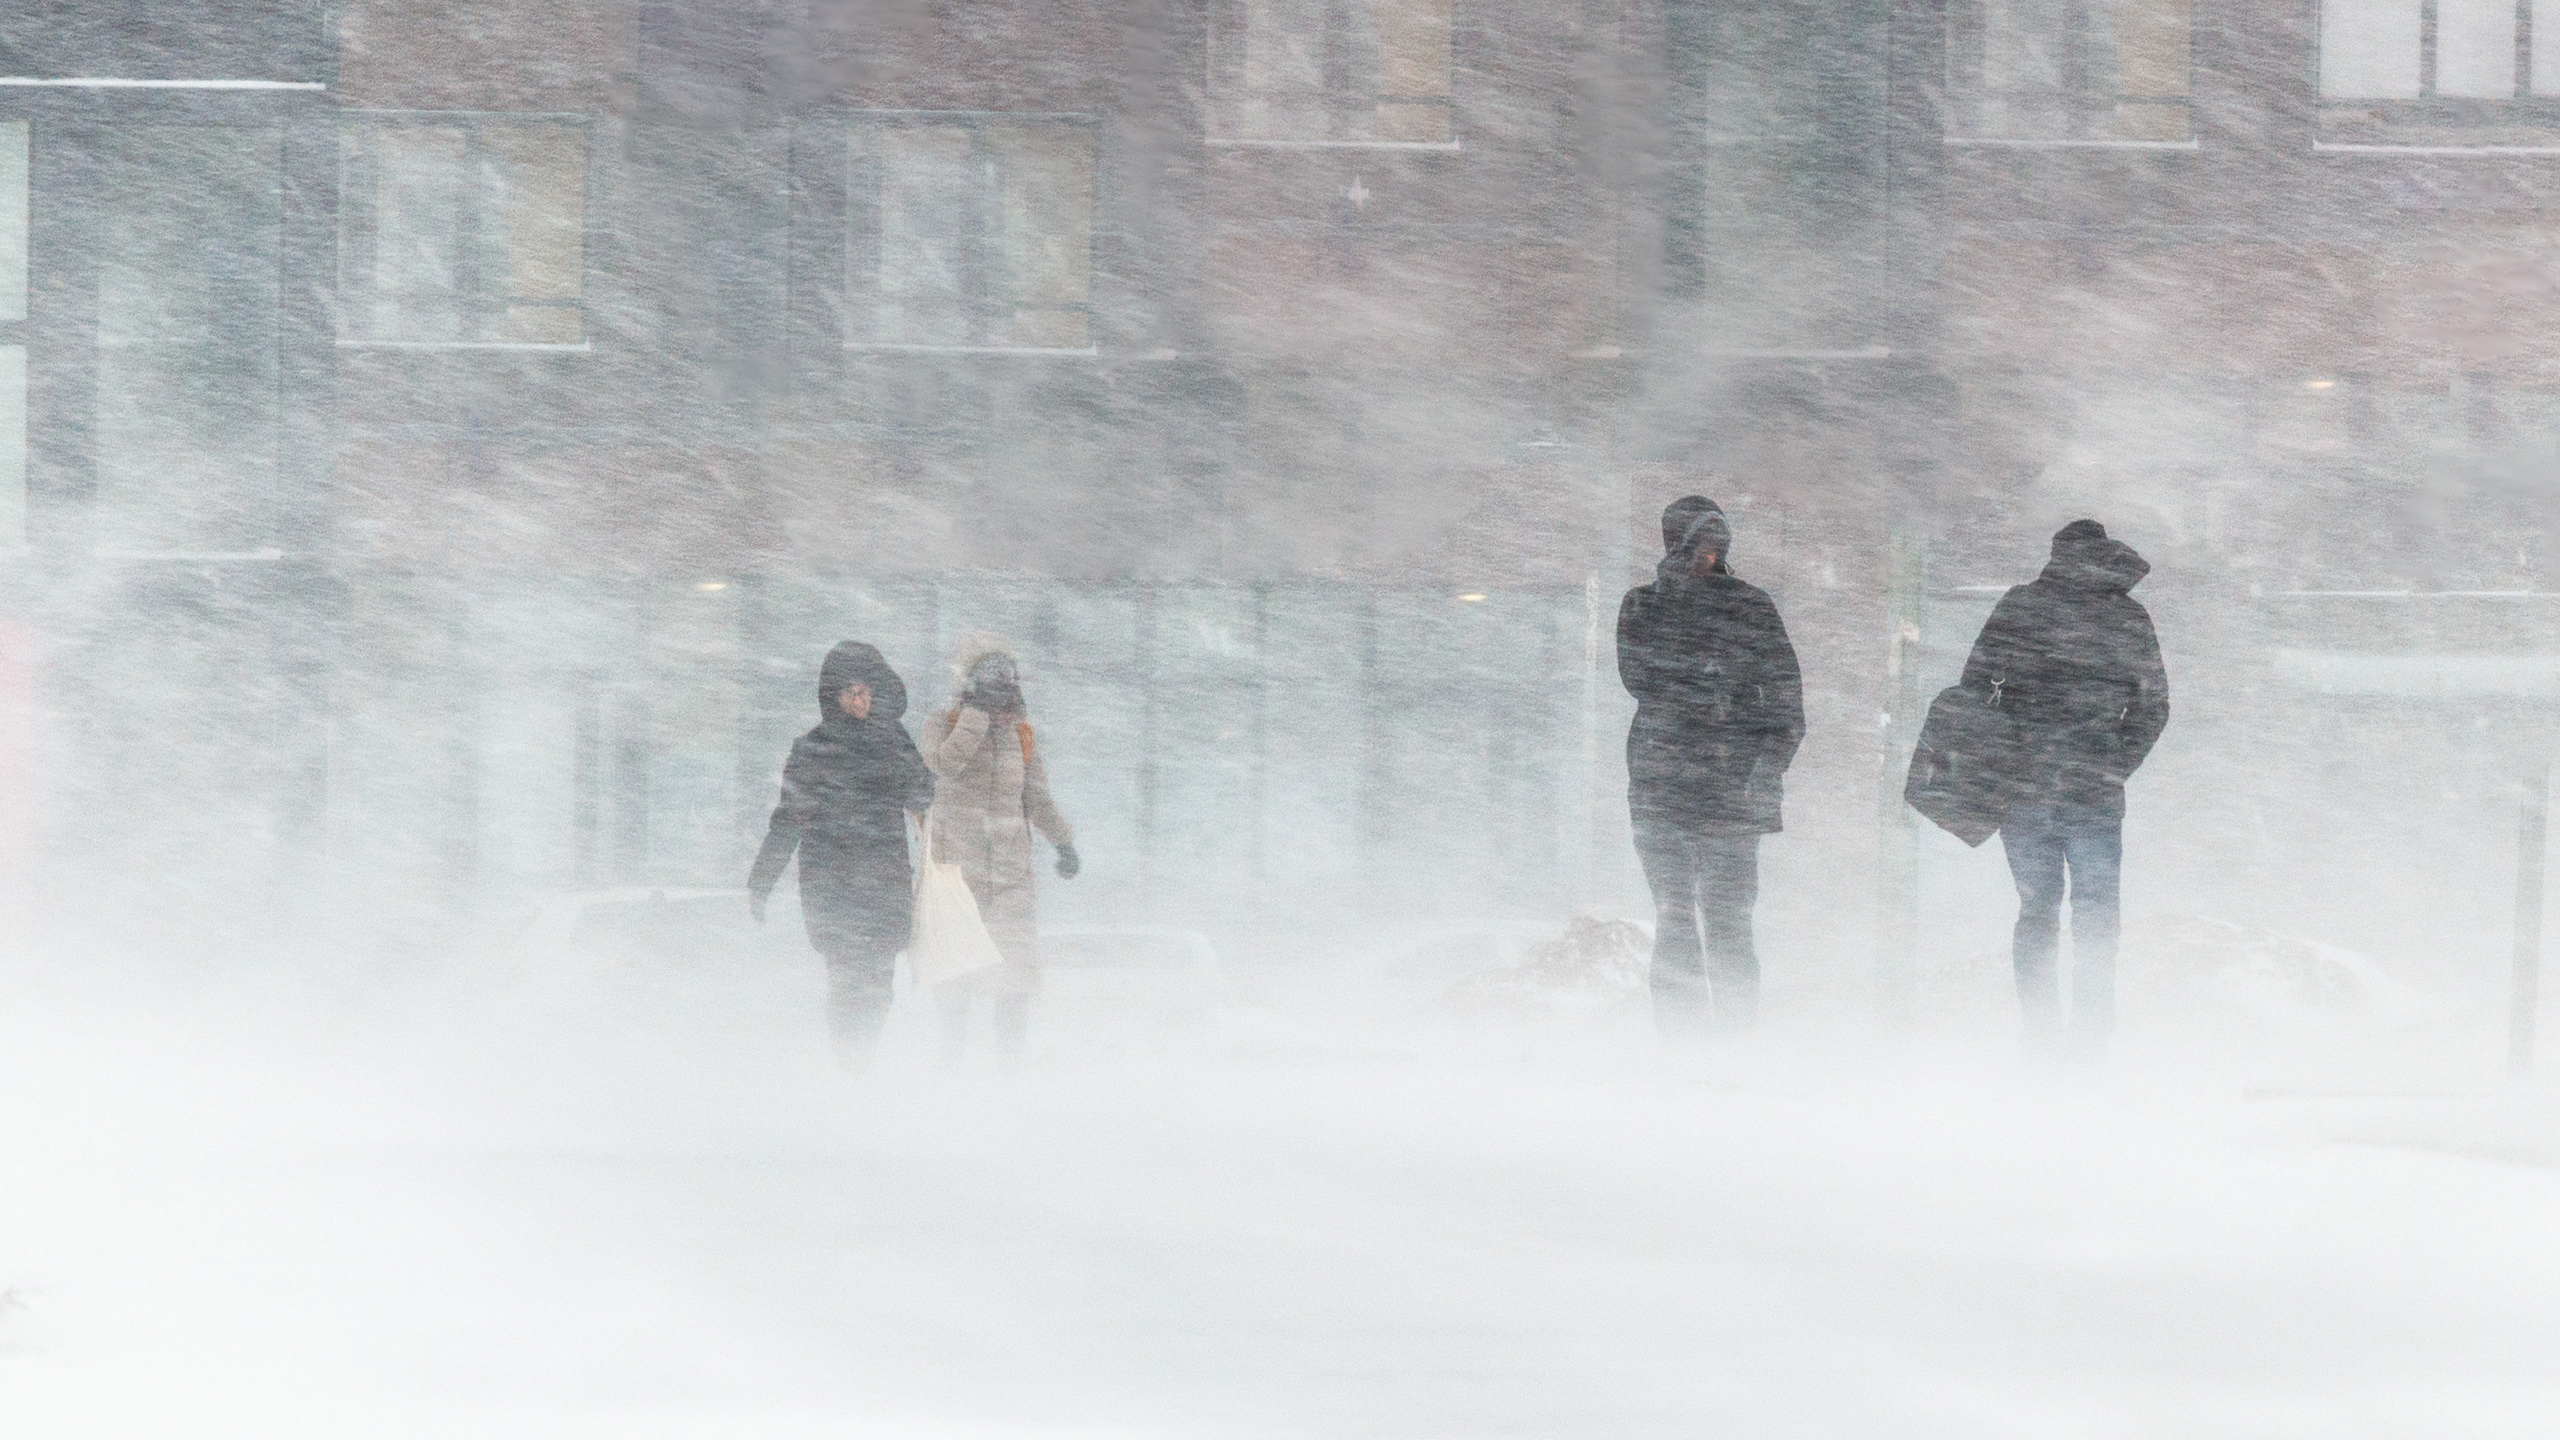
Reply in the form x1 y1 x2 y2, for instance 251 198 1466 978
845 117 1095 352
1 119 24 549
338 115 587 346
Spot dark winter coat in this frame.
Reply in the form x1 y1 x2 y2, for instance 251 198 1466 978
1618 542 1806 835
747 643 936 953
1957 524 2170 826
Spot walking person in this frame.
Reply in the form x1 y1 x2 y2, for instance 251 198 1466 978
1959 520 2169 1055
1618 496 1805 1037
922 635 1079 1063
748 641 936 1067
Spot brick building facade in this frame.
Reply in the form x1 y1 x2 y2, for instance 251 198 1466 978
2 2 2551 979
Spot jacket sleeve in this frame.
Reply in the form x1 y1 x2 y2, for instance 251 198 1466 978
1616 589 1662 702
896 728 936 814
1022 730 1076 850
2117 606 2171 776
1755 596 1806 772
923 704 989 779
746 740 815 902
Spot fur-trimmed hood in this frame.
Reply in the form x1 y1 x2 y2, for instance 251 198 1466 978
951 631 1017 683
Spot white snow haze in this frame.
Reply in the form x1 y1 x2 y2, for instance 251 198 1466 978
4 3 2560 1437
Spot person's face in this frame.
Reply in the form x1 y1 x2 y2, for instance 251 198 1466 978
1688 547 1723 577
838 682 873 719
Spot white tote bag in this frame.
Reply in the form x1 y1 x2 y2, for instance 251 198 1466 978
908 811 1005 989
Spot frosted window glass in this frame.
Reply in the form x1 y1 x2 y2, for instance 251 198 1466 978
2321 0 2422 98
1374 0 1454 141
1213 0 1453 142
2111 0 2193 97
374 127 468 342
0 122 25 324
870 125 976 347
1961 0 2191 141
481 693 577 883
93 126 281 555
850 122 1096 350
489 126 585 343
341 122 585 345
2436 0 2516 97
1233 0 1331 140
1985 0 2068 95
992 125 1093 349
2536 0 2560 92
1243 0 1326 99
0 347 22 551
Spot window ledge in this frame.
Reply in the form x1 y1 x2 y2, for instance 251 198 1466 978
2314 141 2560 155
0 77 324 90
844 343 1099 357
337 339 591 353
1702 345 1893 361
1945 136 2199 151
1204 137 1462 152
92 547 286 562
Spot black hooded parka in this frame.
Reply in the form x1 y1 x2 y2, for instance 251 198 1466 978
1617 505 1806 835
1958 522 2170 825
748 642 937 952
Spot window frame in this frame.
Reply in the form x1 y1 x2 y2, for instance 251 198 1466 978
839 109 1103 358
334 108 593 353
2313 0 2560 149
1944 0 2199 150
1202 0 1461 152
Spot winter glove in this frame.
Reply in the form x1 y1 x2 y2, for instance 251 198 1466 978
1055 843 1081 880
749 891 767 925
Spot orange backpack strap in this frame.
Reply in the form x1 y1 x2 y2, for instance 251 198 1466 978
1017 722 1036 764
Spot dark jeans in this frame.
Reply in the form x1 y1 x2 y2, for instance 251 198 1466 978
2000 809 2123 1040
820 937 900 1065
1633 818 1762 1034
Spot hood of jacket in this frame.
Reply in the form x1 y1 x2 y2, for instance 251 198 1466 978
1654 497 1734 588
2039 520 2150 594
950 631 1028 715
818 641 907 722
952 631 1015 679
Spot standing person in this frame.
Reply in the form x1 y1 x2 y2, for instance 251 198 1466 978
1959 519 2169 1054
1618 496 1805 1037
748 641 935 1067
922 635 1079 1062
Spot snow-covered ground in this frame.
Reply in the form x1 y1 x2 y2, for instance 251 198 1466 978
4 930 2557 1439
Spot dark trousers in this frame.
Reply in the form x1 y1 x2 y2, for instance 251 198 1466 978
1633 818 1762 1034
819 936 900 1065
2000 811 2122 1040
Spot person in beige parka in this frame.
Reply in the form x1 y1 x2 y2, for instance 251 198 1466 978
922 635 1078 1058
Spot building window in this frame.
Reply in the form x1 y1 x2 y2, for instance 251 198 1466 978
1206 0 1455 146
1948 0 2193 144
2320 0 2560 144
1 119 24 549
94 125 282 555
338 116 586 347
845 118 1096 353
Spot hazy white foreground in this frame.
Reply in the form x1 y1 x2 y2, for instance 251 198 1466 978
4 925 2556 1439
